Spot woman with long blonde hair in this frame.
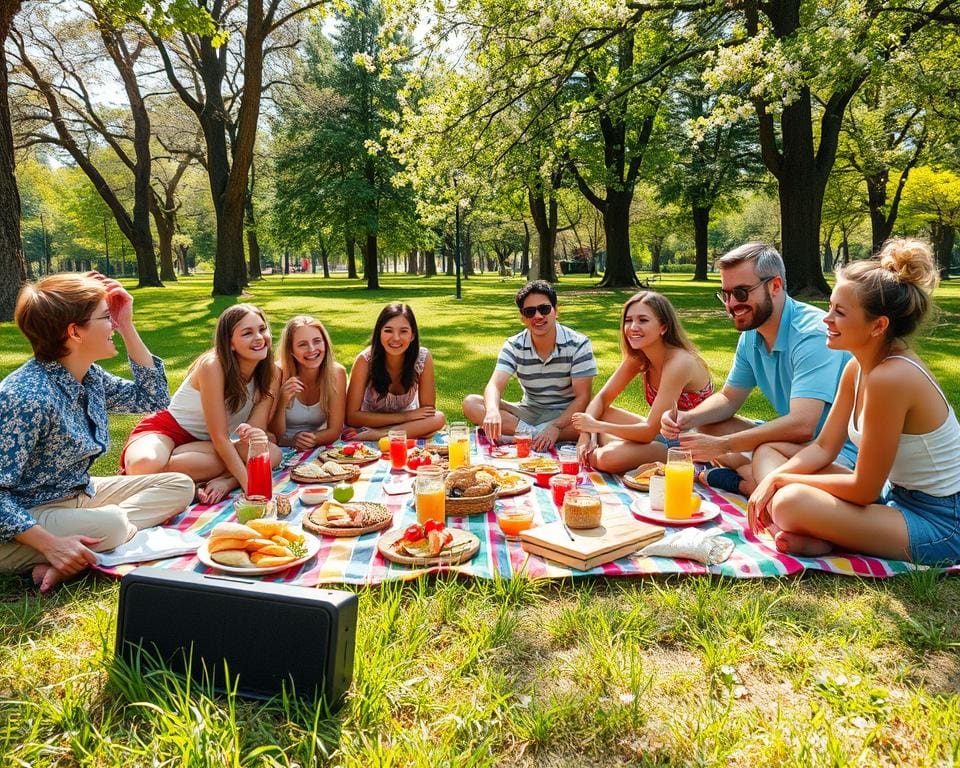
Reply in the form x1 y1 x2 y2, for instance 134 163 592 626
269 315 347 450
572 291 713 474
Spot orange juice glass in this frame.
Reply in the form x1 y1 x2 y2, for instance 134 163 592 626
664 448 694 519
415 465 445 524
448 423 471 470
497 509 534 539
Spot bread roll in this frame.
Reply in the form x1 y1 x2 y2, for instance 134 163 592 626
250 553 295 567
208 537 255 553
210 549 254 567
210 522 259 540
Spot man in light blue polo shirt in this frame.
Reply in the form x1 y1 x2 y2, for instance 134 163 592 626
463 280 597 451
661 243 854 495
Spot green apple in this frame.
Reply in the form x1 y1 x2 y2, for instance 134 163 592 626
333 482 354 503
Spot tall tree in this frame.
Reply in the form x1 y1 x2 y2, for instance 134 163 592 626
0 0 26 320
150 0 323 296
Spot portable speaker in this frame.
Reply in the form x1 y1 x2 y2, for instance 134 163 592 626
116 566 357 705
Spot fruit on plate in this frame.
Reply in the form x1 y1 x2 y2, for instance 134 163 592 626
329 442 378 460
207 520 306 568
406 447 441 471
393 521 455 557
333 482 354 503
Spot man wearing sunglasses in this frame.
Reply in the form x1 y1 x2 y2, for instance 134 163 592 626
661 242 854 495
463 280 597 451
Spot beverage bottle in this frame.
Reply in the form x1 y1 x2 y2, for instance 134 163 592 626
246 433 273 500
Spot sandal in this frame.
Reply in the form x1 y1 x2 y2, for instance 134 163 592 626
700 466 744 495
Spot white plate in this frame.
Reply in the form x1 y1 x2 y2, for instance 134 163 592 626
630 498 721 527
383 476 414 495
197 529 321 575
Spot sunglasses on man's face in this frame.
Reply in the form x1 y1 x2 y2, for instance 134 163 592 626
520 303 554 318
715 276 774 304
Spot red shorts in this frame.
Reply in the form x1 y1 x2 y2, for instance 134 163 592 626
120 410 198 473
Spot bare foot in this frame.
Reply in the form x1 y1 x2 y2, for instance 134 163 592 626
197 475 239 505
774 530 834 557
32 563 68 594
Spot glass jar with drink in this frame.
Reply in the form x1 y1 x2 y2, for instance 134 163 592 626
514 429 532 458
246 433 273 500
562 489 602 529
388 429 408 471
447 422 471 470
549 473 577 508
664 447 694 520
415 465 445 525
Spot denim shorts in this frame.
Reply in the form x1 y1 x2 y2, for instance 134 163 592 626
654 434 681 449
884 485 960 566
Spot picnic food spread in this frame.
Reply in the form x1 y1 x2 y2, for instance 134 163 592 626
304 499 392 530
377 522 481 565
291 459 359 482
444 466 499 497
518 457 560 474
405 447 445 471
206 519 307 568
322 443 380 463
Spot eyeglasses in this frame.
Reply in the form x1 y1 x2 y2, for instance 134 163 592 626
716 277 774 304
520 303 553 318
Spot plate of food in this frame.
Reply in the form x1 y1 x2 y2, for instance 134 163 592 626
488 445 518 459
492 469 533 497
320 442 381 465
630 496 721 526
290 459 361 484
198 520 320 575
622 461 665 492
517 457 560 475
378 521 480 565
302 500 393 537
403 447 448 473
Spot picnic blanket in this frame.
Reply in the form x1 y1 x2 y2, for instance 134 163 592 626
95 440 929 585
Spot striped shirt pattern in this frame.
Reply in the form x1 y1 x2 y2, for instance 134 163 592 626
495 323 597 409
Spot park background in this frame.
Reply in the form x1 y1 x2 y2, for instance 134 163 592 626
2 0 960 764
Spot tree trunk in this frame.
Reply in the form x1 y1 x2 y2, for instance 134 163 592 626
246 191 262 280
692 205 710 281
521 222 530 275
931 222 955 276
406 249 417 275
365 233 379 289
346 235 358 278
528 186 558 282
153 204 178 282
319 234 330 277
424 248 437 277
0 1 26 321
598 190 640 288
650 240 662 273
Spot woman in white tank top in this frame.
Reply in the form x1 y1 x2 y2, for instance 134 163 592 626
748 239 960 565
122 304 281 505
269 316 346 451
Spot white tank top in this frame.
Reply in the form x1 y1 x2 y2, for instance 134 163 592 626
167 374 256 441
282 397 328 442
848 355 960 495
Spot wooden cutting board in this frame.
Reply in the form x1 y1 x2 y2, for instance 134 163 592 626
519 512 664 570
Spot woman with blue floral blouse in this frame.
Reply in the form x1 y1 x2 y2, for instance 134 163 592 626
0 273 194 593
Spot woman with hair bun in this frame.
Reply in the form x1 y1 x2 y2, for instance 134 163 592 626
0 273 194 592
748 239 960 565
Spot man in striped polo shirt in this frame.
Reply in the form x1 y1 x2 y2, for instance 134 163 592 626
463 280 597 451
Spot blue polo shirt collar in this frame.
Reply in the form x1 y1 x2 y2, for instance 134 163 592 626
754 295 795 355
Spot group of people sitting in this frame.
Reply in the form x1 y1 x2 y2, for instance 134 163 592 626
1 238 958 593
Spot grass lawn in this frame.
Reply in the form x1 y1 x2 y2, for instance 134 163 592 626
1 271 959 766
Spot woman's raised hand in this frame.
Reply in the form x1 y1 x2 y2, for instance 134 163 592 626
86 271 133 328
279 376 304 403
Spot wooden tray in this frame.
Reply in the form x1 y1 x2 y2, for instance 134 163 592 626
302 502 392 537
290 463 361 484
377 528 480 566
319 448 380 465
621 462 664 492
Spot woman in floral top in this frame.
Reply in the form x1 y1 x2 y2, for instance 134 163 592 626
0 273 194 593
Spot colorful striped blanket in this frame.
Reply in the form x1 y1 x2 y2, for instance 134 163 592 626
96 442 935 585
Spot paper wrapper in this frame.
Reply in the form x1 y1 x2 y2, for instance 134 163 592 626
637 527 734 565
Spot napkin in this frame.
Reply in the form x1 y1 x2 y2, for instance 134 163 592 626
96 527 204 566
636 527 734 565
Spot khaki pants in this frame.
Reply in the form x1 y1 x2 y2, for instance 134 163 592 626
0 473 195 573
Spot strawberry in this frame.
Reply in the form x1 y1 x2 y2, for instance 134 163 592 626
407 456 422 470
423 519 445 534
403 524 425 542
341 445 356 456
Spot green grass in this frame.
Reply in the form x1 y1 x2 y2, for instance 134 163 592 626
2 271 959 766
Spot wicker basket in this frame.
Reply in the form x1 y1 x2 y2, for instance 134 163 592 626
445 489 497 516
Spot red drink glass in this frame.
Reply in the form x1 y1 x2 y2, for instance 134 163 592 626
246 451 273 499
515 431 532 458
388 429 407 470
549 473 577 507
